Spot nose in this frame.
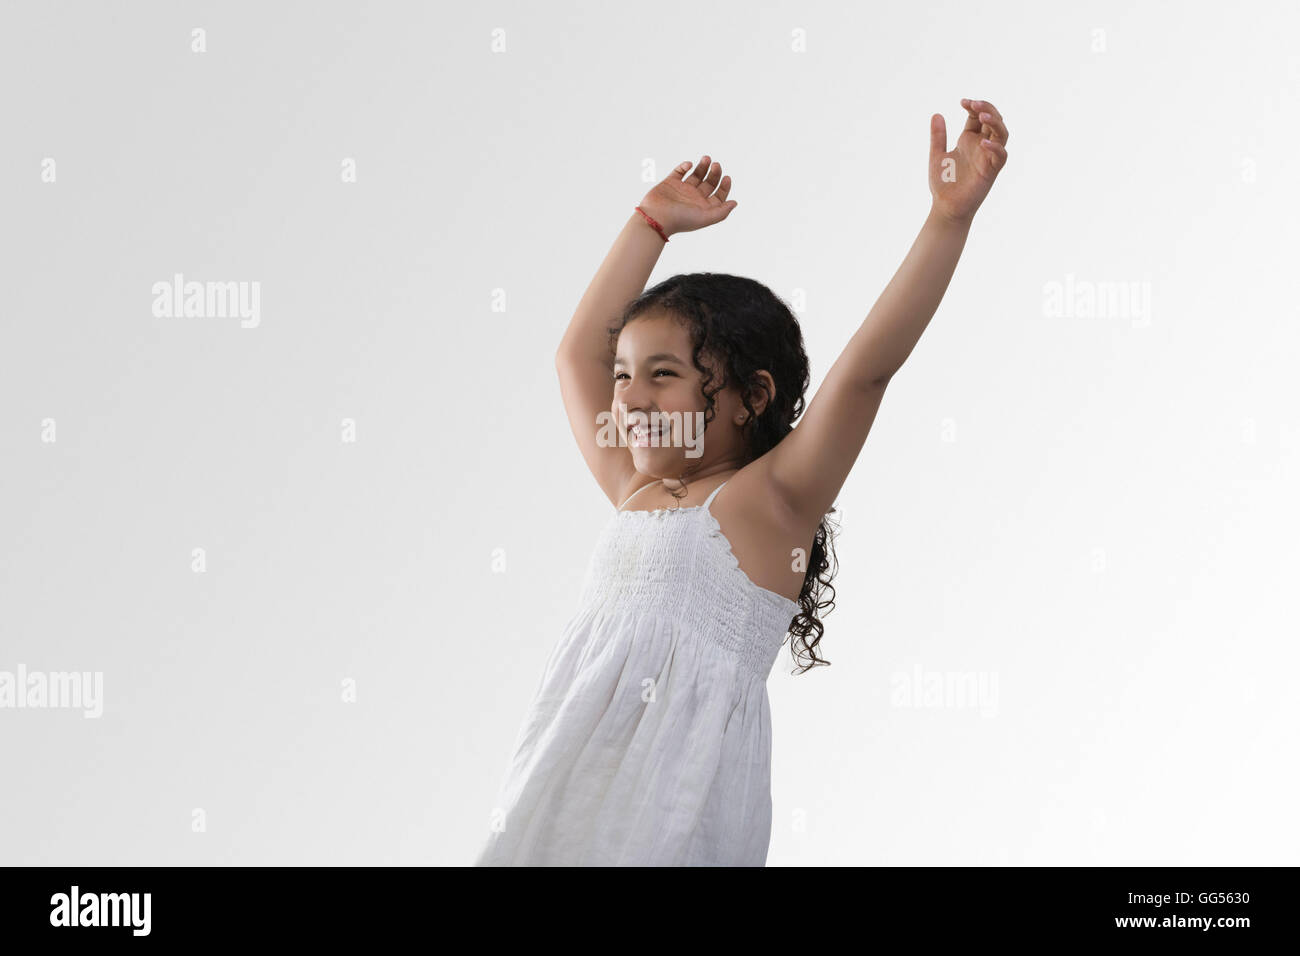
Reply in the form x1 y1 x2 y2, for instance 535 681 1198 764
615 380 655 424
616 399 655 430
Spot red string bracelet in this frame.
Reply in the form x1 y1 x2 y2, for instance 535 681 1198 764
635 206 669 242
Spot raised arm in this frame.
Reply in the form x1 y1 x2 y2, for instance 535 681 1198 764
766 98 1010 526
555 156 738 507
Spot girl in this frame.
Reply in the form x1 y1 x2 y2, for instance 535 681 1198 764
475 98 1010 866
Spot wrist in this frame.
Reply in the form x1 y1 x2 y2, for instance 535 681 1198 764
928 203 975 230
634 203 674 240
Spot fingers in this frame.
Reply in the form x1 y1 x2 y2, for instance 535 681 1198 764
961 98 1009 146
683 155 711 186
979 137 1008 171
683 154 729 200
713 174 733 204
698 159 723 196
977 110 1008 145
930 113 948 159
959 100 985 137
961 98 1002 122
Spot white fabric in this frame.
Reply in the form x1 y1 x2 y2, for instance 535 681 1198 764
473 479 801 866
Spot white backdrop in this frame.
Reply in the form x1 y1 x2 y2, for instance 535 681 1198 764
1 0 1296 866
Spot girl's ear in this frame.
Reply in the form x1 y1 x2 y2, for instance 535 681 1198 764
748 372 777 417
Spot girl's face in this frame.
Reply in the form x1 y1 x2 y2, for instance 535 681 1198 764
612 311 766 476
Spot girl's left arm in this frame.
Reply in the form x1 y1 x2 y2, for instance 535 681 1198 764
763 98 1010 527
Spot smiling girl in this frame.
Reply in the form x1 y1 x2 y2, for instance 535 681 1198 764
474 98 1010 866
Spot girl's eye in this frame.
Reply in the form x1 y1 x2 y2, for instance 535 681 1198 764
614 369 675 381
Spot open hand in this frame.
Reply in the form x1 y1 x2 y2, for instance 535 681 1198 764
929 98 1009 224
637 155 737 237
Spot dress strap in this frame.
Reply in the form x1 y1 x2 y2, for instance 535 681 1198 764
618 479 664 512
702 480 729 512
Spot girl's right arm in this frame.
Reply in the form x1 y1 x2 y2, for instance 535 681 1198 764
555 156 737 508
555 209 669 508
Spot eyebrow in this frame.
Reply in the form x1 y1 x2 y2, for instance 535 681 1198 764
612 352 687 367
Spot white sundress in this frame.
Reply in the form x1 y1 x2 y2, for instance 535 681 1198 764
473 478 802 867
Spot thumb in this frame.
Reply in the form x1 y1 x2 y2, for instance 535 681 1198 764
930 113 947 160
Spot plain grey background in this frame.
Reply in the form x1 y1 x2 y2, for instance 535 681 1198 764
2 0 1296 866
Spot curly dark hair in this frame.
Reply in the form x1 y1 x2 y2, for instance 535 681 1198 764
606 272 839 674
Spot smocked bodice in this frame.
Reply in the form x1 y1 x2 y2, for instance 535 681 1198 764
576 503 800 679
